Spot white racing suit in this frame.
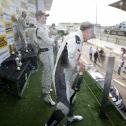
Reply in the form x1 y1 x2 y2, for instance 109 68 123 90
46 30 84 126
34 24 55 95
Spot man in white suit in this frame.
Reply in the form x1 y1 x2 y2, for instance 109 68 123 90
45 22 94 126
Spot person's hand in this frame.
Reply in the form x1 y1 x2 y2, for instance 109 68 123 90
79 62 85 73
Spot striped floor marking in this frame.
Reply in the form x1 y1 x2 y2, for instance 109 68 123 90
113 79 126 88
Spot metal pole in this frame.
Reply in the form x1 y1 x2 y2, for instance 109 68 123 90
96 0 97 25
36 0 38 11
100 56 115 118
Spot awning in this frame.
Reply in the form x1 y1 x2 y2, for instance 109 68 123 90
109 0 126 11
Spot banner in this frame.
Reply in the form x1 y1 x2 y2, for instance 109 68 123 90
3 11 15 45
0 22 10 64
0 17 7 49
0 35 7 48
0 47 10 64
0 21 5 35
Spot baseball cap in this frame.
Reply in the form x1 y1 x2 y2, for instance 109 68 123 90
80 21 93 31
35 10 49 18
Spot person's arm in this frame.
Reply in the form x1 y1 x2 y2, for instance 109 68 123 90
37 26 55 46
22 18 29 28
